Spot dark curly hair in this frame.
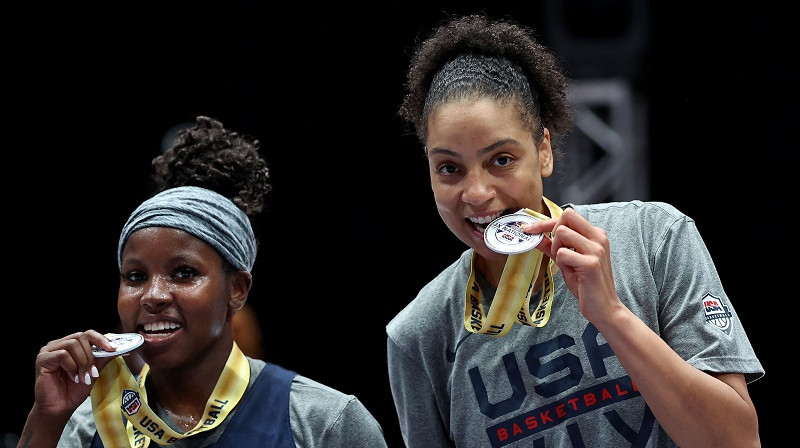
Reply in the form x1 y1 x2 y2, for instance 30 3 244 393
152 115 272 218
398 14 573 151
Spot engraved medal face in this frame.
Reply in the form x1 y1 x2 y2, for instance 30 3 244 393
484 211 544 254
92 332 144 357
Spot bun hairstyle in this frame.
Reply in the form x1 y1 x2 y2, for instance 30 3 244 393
151 115 272 218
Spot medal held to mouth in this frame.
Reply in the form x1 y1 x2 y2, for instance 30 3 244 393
92 332 144 357
464 205 558 337
484 210 545 254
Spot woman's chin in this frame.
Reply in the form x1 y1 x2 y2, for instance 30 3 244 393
473 245 506 261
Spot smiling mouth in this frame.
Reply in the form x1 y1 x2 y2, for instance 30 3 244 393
467 209 513 233
141 321 182 335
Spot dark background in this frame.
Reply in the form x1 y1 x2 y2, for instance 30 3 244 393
6 1 790 445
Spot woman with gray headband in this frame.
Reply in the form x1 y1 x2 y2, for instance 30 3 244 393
18 116 388 447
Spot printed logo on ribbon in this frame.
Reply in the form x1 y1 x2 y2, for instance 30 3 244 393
702 292 732 335
121 389 142 416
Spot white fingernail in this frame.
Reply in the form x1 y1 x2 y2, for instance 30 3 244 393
91 365 99 378
84 373 91 385
74 374 80 384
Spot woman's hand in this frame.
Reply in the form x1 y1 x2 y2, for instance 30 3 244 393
523 207 622 324
32 330 117 416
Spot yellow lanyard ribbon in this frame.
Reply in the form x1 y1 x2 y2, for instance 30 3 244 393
92 342 250 447
463 197 563 337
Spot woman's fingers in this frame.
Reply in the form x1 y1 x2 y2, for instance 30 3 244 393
534 234 553 259
39 330 114 384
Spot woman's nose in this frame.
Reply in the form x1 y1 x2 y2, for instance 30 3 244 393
461 171 495 205
140 275 171 311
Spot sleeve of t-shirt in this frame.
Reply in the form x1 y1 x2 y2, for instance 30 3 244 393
290 376 389 447
387 336 456 448
650 207 764 384
57 396 96 448
324 396 389 447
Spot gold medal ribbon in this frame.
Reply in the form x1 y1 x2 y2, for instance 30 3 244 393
463 197 563 337
92 341 250 447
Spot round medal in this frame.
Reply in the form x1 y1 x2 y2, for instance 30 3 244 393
92 332 144 357
484 212 544 254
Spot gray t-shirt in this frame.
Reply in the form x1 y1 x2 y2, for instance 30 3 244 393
387 201 763 447
58 357 388 447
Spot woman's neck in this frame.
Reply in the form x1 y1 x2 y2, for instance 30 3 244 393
477 252 550 292
146 369 215 429
144 341 234 427
477 255 506 287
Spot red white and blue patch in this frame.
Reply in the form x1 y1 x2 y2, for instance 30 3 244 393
121 389 142 416
702 293 733 335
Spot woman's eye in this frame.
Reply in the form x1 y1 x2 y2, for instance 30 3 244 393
494 155 512 166
175 266 198 279
122 271 145 283
437 164 458 175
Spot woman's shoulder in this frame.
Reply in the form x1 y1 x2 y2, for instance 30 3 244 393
569 200 685 218
290 374 357 404
568 200 692 231
289 374 387 444
248 361 367 417
386 248 472 337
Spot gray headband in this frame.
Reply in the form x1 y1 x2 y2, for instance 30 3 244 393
118 186 257 272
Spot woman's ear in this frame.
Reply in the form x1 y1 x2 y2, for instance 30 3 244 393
539 127 553 178
229 271 253 312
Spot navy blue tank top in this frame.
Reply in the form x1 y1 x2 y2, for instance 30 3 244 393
90 362 298 447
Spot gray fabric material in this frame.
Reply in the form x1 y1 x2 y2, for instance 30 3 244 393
386 200 764 447
118 186 256 272
58 358 388 447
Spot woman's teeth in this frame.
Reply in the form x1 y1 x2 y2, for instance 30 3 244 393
143 322 181 333
469 211 504 231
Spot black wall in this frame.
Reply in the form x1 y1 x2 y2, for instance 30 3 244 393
6 2 789 445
